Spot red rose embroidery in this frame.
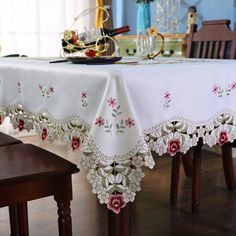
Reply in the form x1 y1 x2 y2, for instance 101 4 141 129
167 139 181 155
18 119 25 131
41 128 47 141
107 194 127 214
218 131 228 146
71 137 80 151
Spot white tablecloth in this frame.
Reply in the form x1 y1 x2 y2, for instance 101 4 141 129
1 57 236 213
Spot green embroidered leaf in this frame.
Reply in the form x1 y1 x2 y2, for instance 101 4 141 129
115 173 123 183
114 164 126 172
102 178 109 188
107 185 116 193
108 174 115 184
117 105 120 110
104 166 113 174
115 184 125 193
97 168 107 177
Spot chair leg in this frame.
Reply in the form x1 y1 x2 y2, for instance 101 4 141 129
170 153 181 206
9 202 29 236
56 201 72 236
221 143 236 191
182 151 193 178
9 205 20 236
192 141 202 214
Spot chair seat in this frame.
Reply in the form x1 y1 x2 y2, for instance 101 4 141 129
0 143 79 236
0 132 22 147
0 143 78 187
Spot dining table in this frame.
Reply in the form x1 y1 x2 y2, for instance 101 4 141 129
0 56 236 235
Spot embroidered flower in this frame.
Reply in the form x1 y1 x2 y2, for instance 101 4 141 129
212 85 219 93
125 117 135 128
39 84 43 90
95 117 105 127
164 92 171 99
41 128 47 141
231 82 236 90
218 131 228 146
81 91 87 98
49 87 54 93
107 194 127 214
167 139 181 155
71 136 80 150
107 97 116 108
18 119 25 131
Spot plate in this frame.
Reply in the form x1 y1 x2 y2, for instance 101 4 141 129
66 56 122 64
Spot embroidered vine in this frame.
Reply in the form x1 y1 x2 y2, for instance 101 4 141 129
95 97 135 136
163 92 171 109
212 82 236 97
39 84 55 98
81 91 88 107
17 81 22 93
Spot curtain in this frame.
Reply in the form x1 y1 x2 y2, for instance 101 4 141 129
0 0 95 57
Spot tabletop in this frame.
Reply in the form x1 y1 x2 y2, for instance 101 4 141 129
0 57 236 213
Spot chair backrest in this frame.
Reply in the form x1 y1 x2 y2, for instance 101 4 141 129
186 19 236 59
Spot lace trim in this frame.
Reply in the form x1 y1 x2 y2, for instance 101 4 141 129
145 110 236 156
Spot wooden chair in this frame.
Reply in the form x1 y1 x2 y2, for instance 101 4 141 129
0 131 22 147
0 143 79 236
170 19 236 212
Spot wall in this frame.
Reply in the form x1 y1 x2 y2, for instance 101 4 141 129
112 0 236 34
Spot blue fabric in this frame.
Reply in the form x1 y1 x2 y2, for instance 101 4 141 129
137 3 151 33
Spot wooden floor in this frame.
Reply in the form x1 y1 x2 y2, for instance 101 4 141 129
1 135 236 236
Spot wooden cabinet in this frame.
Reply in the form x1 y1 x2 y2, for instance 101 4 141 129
115 34 187 57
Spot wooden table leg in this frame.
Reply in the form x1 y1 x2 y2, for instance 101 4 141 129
108 203 131 236
170 153 181 206
221 142 236 191
192 141 202 214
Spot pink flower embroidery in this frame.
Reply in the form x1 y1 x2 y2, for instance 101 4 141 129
125 117 135 128
71 137 80 150
107 97 116 108
81 92 87 98
231 82 236 90
41 128 47 141
167 139 181 155
218 131 228 146
18 119 25 131
107 194 127 214
39 84 43 90
212 85 219 93
49 87 54 93
95 117 105 127
164 92 171 100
